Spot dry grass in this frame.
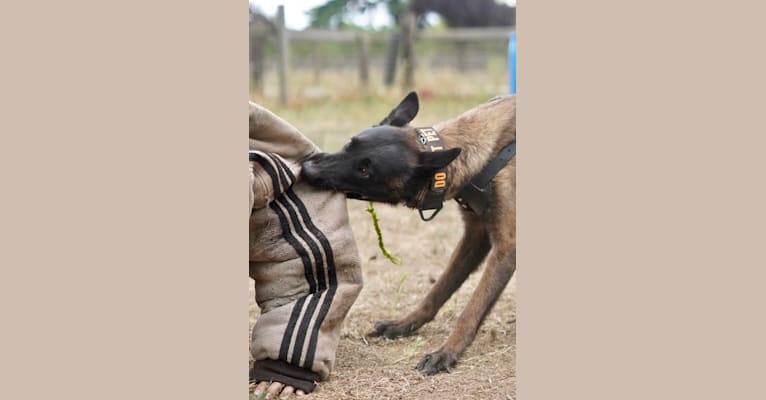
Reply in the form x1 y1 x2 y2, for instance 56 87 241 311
250 67 515 399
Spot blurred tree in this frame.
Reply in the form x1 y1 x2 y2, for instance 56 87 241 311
308 0 406 28
409 0 515 27
308 0 514 29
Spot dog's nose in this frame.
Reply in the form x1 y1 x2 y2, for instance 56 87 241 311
301 159 316 175
300 161 325 184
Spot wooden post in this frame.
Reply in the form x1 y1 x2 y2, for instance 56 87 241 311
356 32 369 88
249 16 270 95
401 12 416 88
276 5 289 106
312 45 321 83
249 21 256 92
455 40 468 72
383 32 399 87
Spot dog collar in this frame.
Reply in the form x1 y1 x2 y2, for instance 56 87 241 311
415 127 449 221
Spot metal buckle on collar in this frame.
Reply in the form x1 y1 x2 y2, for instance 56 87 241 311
456 183 491 216
418 185 446 221
418 207 443 221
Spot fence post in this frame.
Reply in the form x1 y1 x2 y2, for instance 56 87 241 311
455 41 468 71
401 11 416 88
276 5 289 106
249 17 269 95
508 31 516 94
312 45 322 83
356 32 370 88
383 32 399 87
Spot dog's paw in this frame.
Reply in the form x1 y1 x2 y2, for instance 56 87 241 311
368 319 416 339
415 350 457 375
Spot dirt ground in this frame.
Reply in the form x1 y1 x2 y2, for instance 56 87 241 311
250 71 515 399
250 200 516 400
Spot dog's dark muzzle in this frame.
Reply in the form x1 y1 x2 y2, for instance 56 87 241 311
302 156 359 195
345 192 369 200
300 158 326 184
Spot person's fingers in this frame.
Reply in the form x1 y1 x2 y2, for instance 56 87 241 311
253 381 270 397
252 380 307 398
267 381 284 399
279 385 295 398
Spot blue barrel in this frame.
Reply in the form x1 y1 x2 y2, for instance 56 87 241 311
508 32 516 94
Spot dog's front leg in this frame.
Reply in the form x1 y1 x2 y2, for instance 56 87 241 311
416 247 516 375
369 216 490 339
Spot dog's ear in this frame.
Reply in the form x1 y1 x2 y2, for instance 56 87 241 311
378 92 419 127
418 148 462 170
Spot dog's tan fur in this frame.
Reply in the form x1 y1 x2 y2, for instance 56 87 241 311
371 96 516 373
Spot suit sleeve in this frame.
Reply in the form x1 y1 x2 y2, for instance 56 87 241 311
249 101 312 211
249 101 318 161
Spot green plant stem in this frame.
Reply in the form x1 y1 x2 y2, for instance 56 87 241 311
366 201 402 265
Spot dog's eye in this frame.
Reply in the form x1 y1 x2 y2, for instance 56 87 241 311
357 166 370 178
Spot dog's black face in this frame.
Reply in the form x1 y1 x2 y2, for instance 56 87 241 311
302 126 418 203
301 92 461 206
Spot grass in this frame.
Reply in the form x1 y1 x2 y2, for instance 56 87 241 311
250 65 515 399
395 272 410 309
251 55 509 150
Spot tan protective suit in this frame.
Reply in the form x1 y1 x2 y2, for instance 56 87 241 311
249 102 363 393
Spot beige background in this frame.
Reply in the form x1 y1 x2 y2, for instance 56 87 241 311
0 1 248 399
520 1 766 399
1 1 765 399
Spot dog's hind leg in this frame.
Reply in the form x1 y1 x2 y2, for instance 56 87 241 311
369 214 491 339
415 245 516 375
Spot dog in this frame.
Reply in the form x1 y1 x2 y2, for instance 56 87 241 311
301 92 515 375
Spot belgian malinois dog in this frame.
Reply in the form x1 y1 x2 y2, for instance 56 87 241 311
301 92 515 375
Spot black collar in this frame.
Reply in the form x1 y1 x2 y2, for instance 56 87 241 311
415 127 450 221
455 141 516 216
413 126 517 220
